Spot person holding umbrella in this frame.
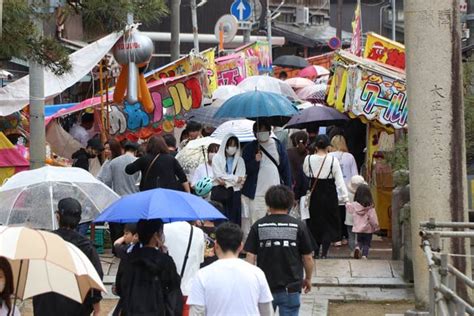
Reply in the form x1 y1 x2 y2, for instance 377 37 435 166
0 258 20 316
33 198 103 316
241 120 292 234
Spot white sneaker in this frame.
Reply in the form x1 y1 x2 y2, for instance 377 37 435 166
362 256 367 260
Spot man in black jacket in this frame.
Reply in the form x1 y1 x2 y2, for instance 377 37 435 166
72 138 104 171
115 219 183 316
33 198 103 316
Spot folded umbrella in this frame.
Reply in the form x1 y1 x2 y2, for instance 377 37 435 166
273 55 309 69
94 188 227 223
214 90 299 126
285 104 349 129
0 226 106 306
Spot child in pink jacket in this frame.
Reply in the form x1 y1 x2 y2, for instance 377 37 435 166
346 184 379 259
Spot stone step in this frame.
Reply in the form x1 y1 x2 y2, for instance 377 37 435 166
313 277 412 288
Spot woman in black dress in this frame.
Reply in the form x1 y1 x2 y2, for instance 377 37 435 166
126 135 191 192
303 135 348 258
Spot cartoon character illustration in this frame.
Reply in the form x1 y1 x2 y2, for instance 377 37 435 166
393 81 406 92
367 42 386 61
386 49 405 70
368 74 383 84
123 101 150 131
109 105 127 135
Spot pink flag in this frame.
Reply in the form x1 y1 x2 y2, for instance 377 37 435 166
349 0 362 57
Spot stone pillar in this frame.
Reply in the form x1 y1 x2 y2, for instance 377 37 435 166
405 0 470 311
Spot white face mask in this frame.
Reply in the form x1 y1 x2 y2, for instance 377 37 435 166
226 146 237 155
257 132 270 143
0 280 5 293
208 153 216 161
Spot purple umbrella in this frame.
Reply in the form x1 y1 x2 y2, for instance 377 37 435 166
284 105 349 129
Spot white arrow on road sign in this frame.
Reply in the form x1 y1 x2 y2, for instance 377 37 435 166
230 0 252 22
237 1 246 20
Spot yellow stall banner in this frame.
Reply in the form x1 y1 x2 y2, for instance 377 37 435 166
364 32 405 70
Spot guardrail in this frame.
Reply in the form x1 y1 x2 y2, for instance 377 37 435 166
420 218 474 315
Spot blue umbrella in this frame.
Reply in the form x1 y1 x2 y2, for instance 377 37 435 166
94 188 227 223
213 90 298 126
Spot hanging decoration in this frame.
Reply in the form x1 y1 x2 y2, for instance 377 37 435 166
112 29 155 113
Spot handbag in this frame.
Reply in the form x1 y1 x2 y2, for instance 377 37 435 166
303 155 328 210
211 162 238 203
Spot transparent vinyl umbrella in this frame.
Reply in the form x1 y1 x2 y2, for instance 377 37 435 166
0 166 119 229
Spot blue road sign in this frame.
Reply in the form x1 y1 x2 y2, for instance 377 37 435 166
230 0 252 22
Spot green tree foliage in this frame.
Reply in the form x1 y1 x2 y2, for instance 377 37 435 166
463 55 474 169
1 1 71 75
72 0 168 38
1 0 167 75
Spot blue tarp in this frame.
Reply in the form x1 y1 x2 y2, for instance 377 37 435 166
44 103 78 117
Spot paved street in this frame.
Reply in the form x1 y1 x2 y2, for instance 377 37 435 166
100 255 414 316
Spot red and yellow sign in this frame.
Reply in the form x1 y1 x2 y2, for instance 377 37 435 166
364 32 405 70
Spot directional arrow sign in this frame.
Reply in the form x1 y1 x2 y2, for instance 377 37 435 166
230 0 252 22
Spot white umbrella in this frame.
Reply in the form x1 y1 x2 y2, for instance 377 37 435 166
0 226 105 306
237 75 299 100
285 77 315 90
0 166 119 229
212 85 244 101
211 119 274 143
176 137 221 176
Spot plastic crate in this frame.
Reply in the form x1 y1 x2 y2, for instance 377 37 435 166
87 227 105 254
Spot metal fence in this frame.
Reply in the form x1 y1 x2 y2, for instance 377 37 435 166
420 218 474 315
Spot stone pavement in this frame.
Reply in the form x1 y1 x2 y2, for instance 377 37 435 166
300 259 414 315
99 255 414 316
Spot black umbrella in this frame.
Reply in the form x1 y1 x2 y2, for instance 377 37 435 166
273 55 309 69
284 105 349 129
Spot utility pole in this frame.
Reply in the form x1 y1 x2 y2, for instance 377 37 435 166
0 0 3 39
29 2 45 169
391 0 396 41
170 0 181 61
405 0 470 312
190 0 199 53
336 0 343 40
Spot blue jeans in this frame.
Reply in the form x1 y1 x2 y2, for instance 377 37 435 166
357 233 373 257
272 291 301 316
346 225 356 251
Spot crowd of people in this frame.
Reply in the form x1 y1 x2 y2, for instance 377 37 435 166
6 113 383 316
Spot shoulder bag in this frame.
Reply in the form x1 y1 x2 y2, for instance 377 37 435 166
303 155 328 211
259 145 284 185
144 154 160 186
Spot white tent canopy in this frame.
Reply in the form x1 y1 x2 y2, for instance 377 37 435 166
0 32 123 116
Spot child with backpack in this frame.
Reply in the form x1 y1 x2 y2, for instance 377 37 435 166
346 184 380 259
